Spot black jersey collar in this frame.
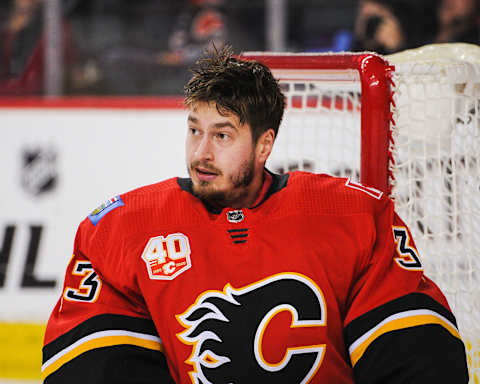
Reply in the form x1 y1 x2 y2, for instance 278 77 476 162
177 169 289 214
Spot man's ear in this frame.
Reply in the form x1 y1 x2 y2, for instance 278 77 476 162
256 129 275 163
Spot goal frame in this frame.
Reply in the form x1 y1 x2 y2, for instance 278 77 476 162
240 52 395 194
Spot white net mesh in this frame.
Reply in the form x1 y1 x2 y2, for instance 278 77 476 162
259 44 480 382
389 45 480 383
267 71 362 179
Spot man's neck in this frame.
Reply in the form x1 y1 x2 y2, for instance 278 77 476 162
250 170 272 207
230 169 272 209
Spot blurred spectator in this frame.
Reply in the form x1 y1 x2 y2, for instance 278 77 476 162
351 0 439 54
65 0 178 94
0 0 74 95
435 0 480 43
0 0 45 94
69 0 227 95
150 0 228 94
156 0 226 66
68 0 264 95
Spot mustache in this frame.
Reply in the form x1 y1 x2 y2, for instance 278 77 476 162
190 161 222 175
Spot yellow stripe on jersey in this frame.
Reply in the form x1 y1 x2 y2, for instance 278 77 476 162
349 309 461 366
41 330 163 380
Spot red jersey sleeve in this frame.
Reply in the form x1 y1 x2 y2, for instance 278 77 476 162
343 197 468 383
42 213 174 384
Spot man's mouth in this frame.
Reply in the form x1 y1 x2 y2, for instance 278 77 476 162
195 166 219 182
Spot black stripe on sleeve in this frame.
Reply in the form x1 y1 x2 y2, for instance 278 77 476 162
344 292 468 383
352 325 469 384
344 292 458 348
43 313 160 363
44 344 175 384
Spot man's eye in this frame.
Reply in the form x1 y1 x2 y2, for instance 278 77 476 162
189 127 198 135
217 133 229 140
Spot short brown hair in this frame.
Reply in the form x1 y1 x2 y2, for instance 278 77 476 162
184 46 285 143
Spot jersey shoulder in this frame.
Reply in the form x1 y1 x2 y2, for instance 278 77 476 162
85 177 181 225
73 177 195 277
77 177 194 249
285 171 389 215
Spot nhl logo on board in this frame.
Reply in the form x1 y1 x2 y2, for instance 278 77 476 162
227 210 244 223
21 146 58 196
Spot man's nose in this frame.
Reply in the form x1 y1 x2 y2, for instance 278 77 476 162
194 135 213 161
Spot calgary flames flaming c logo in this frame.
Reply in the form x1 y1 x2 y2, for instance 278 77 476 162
176 273 327 384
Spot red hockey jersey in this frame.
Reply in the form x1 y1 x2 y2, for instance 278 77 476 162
42 171 468 384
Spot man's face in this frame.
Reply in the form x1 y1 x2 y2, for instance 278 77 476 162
185 101 261 208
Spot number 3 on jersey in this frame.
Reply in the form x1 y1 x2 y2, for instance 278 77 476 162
392 226 423 271
63 260 102 303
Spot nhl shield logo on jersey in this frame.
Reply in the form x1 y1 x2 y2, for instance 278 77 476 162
141 233 191 280
226 209 244 223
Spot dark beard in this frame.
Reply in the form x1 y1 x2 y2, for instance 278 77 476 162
189 155 255 208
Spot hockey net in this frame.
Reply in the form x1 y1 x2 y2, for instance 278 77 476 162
242 43 480 383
